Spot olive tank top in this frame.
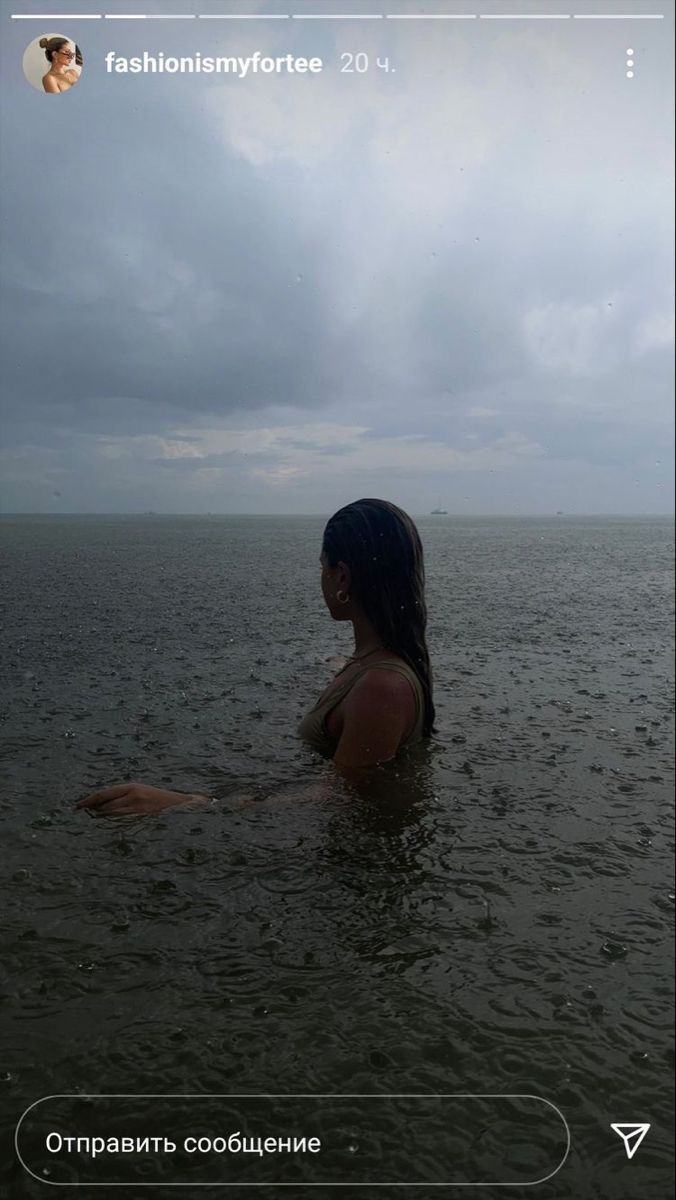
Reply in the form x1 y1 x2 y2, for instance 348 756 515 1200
297 655 425 759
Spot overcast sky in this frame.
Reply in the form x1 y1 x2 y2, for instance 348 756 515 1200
1 0 673 515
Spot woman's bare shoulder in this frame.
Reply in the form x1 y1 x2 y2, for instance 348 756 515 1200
349 665 417 710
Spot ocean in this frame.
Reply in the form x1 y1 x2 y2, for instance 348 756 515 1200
1 514 674 1197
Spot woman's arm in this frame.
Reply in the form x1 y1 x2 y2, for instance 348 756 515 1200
332 669 414 771
75 782 212 816
43 75 59 93
76 670 413 815
76 778 339 816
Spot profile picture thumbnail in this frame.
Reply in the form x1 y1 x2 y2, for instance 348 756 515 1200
22 34 83 94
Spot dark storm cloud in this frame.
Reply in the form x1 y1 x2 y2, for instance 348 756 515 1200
0 93 367 433
0 0 673 513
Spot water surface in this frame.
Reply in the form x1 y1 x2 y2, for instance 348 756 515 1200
1 515 674 1197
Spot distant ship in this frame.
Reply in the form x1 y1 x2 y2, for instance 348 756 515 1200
430 505 448 515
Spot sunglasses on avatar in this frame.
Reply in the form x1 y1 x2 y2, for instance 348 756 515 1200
57 48 75 58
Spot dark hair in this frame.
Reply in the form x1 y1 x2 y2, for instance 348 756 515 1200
322 498 435 736
39 37 82 66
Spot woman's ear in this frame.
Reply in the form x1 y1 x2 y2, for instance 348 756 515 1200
337 561 352 593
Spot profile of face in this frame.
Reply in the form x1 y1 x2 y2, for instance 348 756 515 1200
53 41 76 67
320 551 351 621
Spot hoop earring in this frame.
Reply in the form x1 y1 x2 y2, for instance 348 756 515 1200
336 589 350 605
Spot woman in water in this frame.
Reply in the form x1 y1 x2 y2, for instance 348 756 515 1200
76 499 435 816
41 37 80 94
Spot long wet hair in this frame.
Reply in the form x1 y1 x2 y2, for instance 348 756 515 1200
322 498 435 736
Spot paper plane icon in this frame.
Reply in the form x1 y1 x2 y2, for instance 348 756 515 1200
610 1123 651 1159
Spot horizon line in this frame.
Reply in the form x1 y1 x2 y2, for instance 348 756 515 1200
1 511 674 519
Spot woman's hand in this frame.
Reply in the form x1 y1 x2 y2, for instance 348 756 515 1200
75 782 209 816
